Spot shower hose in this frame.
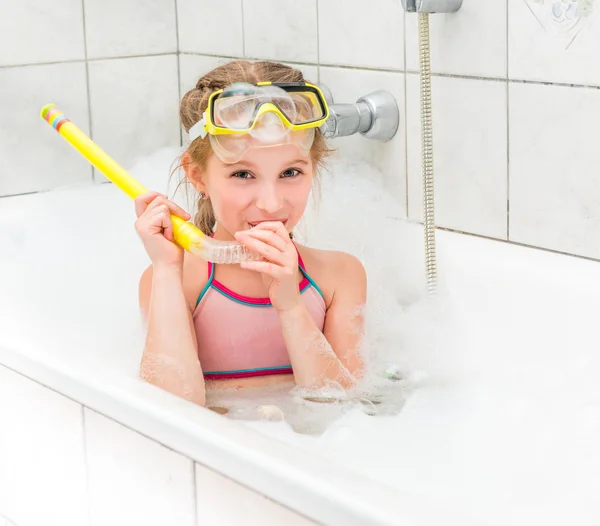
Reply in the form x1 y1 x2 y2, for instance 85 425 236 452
418 13 438 296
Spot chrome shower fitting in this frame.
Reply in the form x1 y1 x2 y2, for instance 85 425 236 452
318 85 399 142
401 0 462 12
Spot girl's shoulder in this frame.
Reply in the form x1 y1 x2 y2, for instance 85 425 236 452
182 251 211 306
296 244 363 269
295 244 366 305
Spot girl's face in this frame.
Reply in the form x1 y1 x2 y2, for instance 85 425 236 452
201 144 314 239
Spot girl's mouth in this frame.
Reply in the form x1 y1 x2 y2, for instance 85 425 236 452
247 219 288 228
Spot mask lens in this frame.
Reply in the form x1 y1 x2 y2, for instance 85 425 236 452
249 112 287 142
210 127 315 164
213 84 302 130
289 92 324 123
213 83 259 129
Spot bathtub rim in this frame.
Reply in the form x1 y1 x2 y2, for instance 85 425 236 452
0 343 447 526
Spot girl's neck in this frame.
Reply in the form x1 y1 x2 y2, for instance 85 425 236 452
211 224 236 242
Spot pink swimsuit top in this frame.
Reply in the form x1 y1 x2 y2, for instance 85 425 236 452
192 251 326 380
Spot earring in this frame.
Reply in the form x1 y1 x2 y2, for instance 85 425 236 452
199 191 205 199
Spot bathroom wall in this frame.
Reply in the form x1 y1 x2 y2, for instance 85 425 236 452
0 364 314 526
0 0 181 196
2 0 600 260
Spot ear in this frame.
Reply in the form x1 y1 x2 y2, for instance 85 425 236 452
181 151 207 194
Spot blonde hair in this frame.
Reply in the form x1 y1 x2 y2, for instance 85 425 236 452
177 59 332 235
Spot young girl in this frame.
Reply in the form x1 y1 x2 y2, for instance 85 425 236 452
135 60 366 407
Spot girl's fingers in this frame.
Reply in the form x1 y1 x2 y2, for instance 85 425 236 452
136 194 191 220
236 228 287 252
237 234 288 266
134 192 163 217
161 213 174 242
240 260 293 278
139 206 173 238
249 221 292 243
162 200 190 220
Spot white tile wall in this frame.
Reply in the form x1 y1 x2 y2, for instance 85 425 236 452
88 55 180 176
4 0 600 257
83 0 177 59
287 63 320 84
509 81 600 259
319 66 407 208
406 75 508 239
177 0 244 57
509 0 600 86
195 463 316 525
0 0 85 66
318 0 405 70
243 0 319 63
84 409 196 526
405 0 507 78
0 366 88 526
0 62 92 196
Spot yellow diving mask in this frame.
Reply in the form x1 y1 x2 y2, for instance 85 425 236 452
187 82 330 164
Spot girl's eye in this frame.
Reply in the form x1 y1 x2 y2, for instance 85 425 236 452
231 171 254 179
281 168 300 178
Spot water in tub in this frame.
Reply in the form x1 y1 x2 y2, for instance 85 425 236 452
1 147 599 525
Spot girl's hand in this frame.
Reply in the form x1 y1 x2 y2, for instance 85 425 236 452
134 192 191 269
234 222 300 312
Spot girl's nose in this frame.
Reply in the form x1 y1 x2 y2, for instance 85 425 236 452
255 183 283 214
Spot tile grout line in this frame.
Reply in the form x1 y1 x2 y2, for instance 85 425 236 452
81 406 93 526
81 0 95 183
192 463 199 525
0 52 182 68
506 0 510 240
241 0 246 58
403 8 409 217
4 52 600 91
316 0 321 83
174 0 183 148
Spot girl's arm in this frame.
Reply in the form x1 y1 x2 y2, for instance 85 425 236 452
278 253 366 389
134 192 206 406
235 222 366 390
139 262 206 406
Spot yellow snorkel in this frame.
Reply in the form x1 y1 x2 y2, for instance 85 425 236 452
40 104 255 264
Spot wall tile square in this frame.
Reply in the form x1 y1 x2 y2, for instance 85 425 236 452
83 0 177 59
318 0 404 70
509 82 600 258
179 54 236 95
84 409 196 526
195 463 316 525
319 67 407 208
0 62 91 197
0 366 88 526
406 75 507 239
509 0 600 85
0 0 85 66
284 63 320 84
177 0 244 57
88 55 180 176
406 0 507 78
243 0 318 63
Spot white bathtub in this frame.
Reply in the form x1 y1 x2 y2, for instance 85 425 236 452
1 149 599 526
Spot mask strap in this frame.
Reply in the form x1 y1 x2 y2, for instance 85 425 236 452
188 113 208 142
